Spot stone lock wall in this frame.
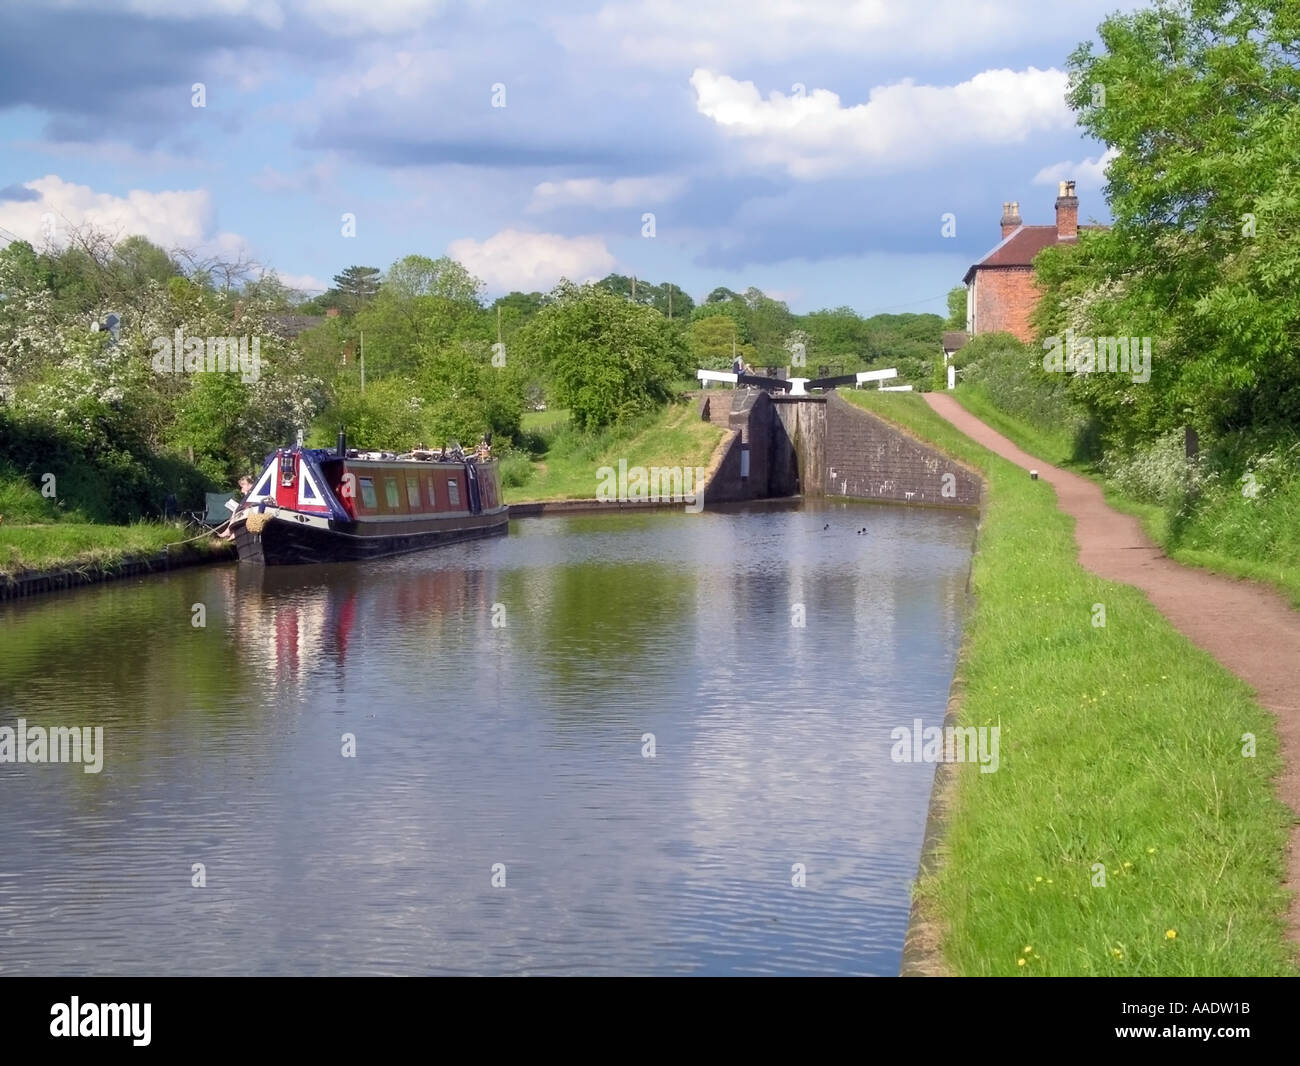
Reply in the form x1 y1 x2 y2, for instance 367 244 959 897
822 393 981 507
695 388 981 509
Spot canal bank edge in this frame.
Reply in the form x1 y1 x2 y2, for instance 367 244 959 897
0 541 235 603
861 390 1298 977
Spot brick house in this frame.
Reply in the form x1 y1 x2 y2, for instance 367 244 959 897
962 180 1100 343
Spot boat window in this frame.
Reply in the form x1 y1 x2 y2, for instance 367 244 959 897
385 477 400 509
359 477 377 509
448 479 460 507
406 476 420 508
426 477 436 508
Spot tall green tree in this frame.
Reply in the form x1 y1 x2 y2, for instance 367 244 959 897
521 282 688 431
1037 0 1300 443
330 265 382 315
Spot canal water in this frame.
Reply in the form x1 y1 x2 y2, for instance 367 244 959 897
0 500 975 975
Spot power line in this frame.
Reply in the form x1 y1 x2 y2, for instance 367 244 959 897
852 291 952 317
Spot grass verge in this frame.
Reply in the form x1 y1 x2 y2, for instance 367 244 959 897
842 389 1295 975
949 388 1300 608
504 399 724 503
0 521 228 577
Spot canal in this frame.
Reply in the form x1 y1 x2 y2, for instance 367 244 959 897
0 499 975 975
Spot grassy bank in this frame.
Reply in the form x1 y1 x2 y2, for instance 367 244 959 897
504 399 725 502
951 385 1300 608
0 520 228 578
2 463 229 577
842 390 1295 976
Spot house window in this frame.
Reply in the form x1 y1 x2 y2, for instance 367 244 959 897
385 477 400 509
407 476 421 509
359 477 377 509
448 479 460 507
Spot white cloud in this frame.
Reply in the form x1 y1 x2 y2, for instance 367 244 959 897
446 229 615 291
527 176 688 213
691 67 1073 179
1033 146 1118 187
0 175 214 248
275 271 330 293
0 175 255 264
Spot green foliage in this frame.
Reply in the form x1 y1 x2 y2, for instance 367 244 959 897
945 286 967 329
687 314 755 369
329 265 382 315
520 282 688 432
958 332 1099 462
1036 0 1300 445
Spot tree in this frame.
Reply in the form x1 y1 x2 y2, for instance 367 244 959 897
353 256 489 378
945 286 967 330
706 286 742 305
650 281 694 320
383 256 482 306
687 314 756 370
330 266 381 315
1041 0 1300 442
520 282 688 431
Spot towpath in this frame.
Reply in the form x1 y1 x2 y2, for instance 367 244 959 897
923 391 1300 946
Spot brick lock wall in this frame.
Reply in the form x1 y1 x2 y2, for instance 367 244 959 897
972 267 1040 343
822 393 982 507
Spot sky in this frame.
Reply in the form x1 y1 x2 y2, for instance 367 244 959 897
0 0 1134 317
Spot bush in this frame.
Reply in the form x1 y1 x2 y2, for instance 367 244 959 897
1100 430 1206 510
496 449 533 489
960 332 1098 461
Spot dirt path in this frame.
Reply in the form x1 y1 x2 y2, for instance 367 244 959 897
923 392 1300 945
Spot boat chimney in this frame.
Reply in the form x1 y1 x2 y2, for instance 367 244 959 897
337 427 347 457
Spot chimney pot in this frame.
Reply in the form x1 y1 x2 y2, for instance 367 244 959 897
1055 180 1079 240
1000 199 1023 239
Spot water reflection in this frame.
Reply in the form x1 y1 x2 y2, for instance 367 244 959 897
0 499 974 975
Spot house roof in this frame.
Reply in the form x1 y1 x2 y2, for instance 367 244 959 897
269 313 326 338
963 221 1109 285
963 225 1069 284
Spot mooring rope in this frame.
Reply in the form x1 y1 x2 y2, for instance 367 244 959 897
165 517 232 548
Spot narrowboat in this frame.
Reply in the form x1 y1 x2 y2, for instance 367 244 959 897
229 434 509 565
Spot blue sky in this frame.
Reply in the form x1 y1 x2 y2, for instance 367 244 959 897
0 0 1133 316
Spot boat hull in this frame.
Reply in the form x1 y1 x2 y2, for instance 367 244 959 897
233 510 508 565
